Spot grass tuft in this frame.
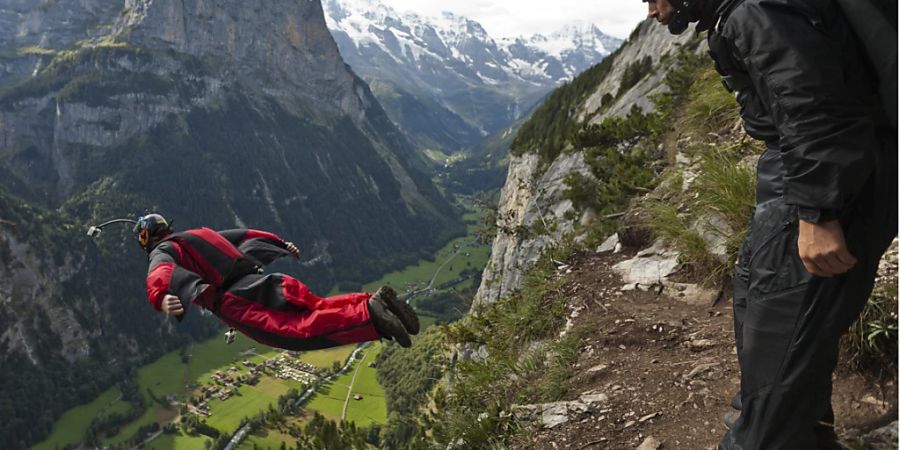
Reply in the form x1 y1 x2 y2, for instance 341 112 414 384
842 281 898 378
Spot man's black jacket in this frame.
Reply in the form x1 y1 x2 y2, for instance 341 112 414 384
706 0 891 220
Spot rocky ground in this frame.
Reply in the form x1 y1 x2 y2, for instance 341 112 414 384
511 240 898 450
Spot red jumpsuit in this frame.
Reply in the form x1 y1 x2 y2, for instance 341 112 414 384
144 228 381 350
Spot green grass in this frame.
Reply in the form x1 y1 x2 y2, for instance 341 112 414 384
240 431 295 450
694 145 758 241
144 431 212 450
843 281 899 376
206 379 293 433
138 351 190 401
239 417 311 450
647 201 720 273
343 345 388 427
306 344 388 427
103 333 281 446
104 405 160 446
329 207 491 300
305 381 345 422
29 387 131 450
678 64 740 134
418 314 440 330
17 45 57 56
299 345 357 369
189 333 276 386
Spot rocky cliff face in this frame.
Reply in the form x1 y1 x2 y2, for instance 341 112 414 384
0 0 122 81
0 1 459 447
474 21 696 306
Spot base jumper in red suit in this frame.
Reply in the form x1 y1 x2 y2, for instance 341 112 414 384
143 225 405 350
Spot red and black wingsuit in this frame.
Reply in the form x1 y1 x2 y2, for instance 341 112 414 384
145 228 381 350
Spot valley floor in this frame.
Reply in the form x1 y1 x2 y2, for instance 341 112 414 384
515 250 897 450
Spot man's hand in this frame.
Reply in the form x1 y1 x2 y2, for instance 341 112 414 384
285 241 300 259
798 220 857 277
161 295 185 317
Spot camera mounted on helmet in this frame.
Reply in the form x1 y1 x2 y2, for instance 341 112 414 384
87 213 174 253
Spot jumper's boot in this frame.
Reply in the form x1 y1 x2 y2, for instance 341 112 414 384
730 392 741 410
722 411 739 430
816 423 850 450
368 295 412 348
722 392 741 429
373 286 420 335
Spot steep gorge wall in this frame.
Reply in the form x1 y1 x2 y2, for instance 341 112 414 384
475 21 697 306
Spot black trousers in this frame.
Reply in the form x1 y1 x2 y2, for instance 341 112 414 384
720 140 897 449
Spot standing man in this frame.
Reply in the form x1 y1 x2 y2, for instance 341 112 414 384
644 0 897 448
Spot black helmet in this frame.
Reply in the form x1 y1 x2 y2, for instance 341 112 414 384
643 0 706 34
667 0 702 34
133 213 173 251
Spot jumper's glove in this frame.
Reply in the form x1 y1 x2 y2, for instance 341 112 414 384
285 241 301 259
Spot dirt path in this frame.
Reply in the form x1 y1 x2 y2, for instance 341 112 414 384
516 250 897 450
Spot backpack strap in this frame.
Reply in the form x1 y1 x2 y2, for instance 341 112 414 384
707 0 751 93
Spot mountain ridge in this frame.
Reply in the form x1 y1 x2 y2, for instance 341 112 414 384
323 0 622 155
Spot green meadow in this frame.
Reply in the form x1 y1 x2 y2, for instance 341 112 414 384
33 331 354 450
30 387 131 450
306 343 387 427
299 344 356 369
205 378 297 433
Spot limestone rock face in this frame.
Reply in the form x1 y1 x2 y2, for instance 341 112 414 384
474 151 592 305
114 0 365 119
473 20 699 307
581 20 697 123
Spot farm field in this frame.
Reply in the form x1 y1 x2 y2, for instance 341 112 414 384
30 387 131 450
305 343 387 427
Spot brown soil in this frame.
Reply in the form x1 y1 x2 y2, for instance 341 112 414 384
514 250 897 450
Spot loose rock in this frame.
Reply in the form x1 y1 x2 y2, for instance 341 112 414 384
637 436 662 450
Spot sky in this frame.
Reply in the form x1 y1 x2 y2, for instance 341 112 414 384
378 0 649 39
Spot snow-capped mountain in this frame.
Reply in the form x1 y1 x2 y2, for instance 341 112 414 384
323 0 623 156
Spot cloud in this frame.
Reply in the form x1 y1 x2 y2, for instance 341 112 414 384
381 0 648 39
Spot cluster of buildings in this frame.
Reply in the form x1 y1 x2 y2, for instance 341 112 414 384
270 354 320 384
183 350 327 422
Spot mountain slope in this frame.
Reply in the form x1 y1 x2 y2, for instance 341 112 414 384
323 0 622 156
374 17 897 450
0 1 461 448
476 20 696 305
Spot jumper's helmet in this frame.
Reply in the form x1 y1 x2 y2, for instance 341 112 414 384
133 213 173 251
668 0 702 34
644 0 703 34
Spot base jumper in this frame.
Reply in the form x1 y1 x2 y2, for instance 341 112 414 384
90 213 419 350
642 0 897 448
